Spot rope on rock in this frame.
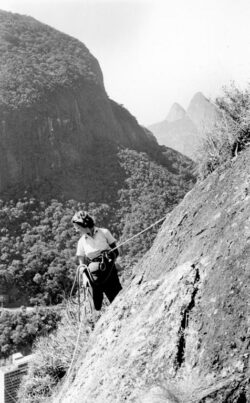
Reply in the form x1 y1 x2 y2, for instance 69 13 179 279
66 214 167 380
69 213 167 303
66 305 85 379
109 214 167 252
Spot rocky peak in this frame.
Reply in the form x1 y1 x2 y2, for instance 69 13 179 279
189 91 207 103
166 102 186 122
148 92 222 161
187 91 220 130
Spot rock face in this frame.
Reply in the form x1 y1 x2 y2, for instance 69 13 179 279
149 92 221 160
0 10 191 202
54 148 250 403
0 81 159 201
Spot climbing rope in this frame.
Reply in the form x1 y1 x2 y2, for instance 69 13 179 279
66 303 85 378
69 213 167 305
109 214 167 252
65 214 167 382
69 214 167 305
66 278 94 379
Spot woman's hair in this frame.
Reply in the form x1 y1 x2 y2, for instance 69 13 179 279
72 211 95 228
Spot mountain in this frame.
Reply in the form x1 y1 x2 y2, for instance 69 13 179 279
52 146 250 403
148 115 198 159
187 91 221 130
166 102 186 122
0 10 193 203
149 92 221 160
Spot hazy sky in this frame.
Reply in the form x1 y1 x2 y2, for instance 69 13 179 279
1 0 250 125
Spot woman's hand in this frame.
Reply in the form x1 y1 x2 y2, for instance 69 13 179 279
77 265 89 287
108 242 119 259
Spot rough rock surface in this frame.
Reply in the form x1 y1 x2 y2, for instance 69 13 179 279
53 148 250 403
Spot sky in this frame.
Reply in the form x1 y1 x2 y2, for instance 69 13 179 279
1 0 250 126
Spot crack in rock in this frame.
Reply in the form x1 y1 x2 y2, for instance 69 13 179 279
174 264 200 371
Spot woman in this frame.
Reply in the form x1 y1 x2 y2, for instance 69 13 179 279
72 211 122 311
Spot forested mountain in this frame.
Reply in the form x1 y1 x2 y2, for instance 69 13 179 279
0 10 194 303
0 147 193 359
0 10 194 360
0 10 193 202
0 147 192 307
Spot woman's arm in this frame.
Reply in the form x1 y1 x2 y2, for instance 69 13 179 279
109 242 119 259
78 255 88 266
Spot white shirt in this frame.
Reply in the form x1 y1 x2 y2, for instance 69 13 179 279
76 227 116 260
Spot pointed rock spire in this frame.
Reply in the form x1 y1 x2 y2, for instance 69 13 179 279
166 102 186 122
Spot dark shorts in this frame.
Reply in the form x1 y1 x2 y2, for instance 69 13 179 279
87 265 122 311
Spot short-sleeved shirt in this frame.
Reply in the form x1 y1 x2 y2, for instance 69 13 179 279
76 227 116 260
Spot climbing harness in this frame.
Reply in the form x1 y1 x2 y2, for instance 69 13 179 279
88 251 116 285
69 213 167 314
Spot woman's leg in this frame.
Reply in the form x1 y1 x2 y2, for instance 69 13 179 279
103 267 122 303
87 281 103 311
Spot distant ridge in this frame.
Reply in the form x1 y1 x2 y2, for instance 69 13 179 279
0 10 194 201
149 92 221 160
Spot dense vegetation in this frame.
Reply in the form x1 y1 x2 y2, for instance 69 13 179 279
0 148 193 363
0 10 101 110
0 149 192 305
0 308 61 359
196 84 250 178
0 11 195 400
0 198 113 306
117 149 192 266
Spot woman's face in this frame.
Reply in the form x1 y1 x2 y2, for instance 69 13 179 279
74 223 92 235
81 227 92 235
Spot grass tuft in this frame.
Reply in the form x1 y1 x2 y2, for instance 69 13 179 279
18 297 98 403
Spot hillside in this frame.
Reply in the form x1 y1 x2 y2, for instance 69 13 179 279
51 148 250 403
0 146 194 313
149 92 221 160
0 10 193 202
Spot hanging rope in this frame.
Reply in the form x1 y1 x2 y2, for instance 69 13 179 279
69 214 167 302
66 305 85 379
65 214 167 383
66 279 93 379
109 214 167 252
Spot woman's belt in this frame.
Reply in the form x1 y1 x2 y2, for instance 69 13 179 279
88 250 109 263
90 256 102 263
